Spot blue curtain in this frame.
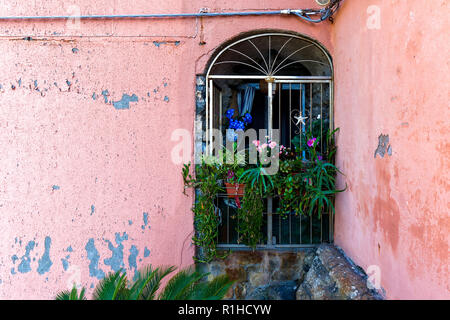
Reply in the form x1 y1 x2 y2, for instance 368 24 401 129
237 86 255 116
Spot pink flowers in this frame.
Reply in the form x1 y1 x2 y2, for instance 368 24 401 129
227 170 235 181
252 140 277 153
307 137 317 147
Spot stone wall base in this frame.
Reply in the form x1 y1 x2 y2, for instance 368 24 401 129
198 245 383 300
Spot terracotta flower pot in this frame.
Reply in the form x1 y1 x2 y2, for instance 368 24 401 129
224 182 246 198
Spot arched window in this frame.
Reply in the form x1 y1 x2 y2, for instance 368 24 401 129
197 32 334 247
207 32 332 77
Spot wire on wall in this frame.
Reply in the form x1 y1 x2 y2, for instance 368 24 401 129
0 1 343 39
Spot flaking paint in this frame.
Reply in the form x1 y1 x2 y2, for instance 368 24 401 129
332 0 449 299
0 0 446 300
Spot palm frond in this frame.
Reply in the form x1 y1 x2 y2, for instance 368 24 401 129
190 274 234 300
129 265 176 300
54 264 232 301
92 269 127 300
55 290 71 300
158 267 206 300
55 286 87 300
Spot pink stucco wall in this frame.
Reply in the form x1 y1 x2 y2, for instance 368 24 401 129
0 0 333 299
0 0 448 300
332 0 449 299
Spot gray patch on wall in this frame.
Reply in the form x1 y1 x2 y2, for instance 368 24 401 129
374 134 392 158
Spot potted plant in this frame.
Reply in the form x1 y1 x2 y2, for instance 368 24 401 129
276 128 346 218
238 138 277 197
234 138 277 248
224 169 246 198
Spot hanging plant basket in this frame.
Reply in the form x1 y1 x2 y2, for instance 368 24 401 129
224 182 246 198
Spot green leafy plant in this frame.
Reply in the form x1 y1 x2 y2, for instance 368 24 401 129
275 160 305 217
55 286 87 300
182 126 346 251
238 138 277 197
183 162 229 263
277 128 346 217
239 167 274 197
236 186 264 249
56 265 234 300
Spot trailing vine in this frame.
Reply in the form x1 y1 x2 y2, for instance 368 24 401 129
236 186 264 249
182 125 346 256
182 162 229 263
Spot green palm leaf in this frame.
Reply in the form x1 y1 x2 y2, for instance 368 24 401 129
130 265 176 300
158 267 206 300
191 274 234 300
55 286 87 300
55 264 234 301
92 269 127 300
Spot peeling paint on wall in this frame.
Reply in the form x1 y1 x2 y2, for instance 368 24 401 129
128 245 139 276
141 212 149 230
152 40 180 47
37 236 53 275
103 232 128 272
14 241 36 274
101 90 109 104
112 93 138 110
61 256 70 271
374 134 393 158
85 238 105 280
